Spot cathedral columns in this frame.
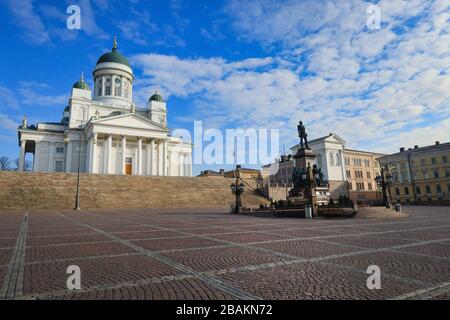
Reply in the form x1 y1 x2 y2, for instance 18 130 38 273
147 138 154 175
179 152 184 176
137 137 142 175
163 139 168 176
91 133 98 173
18 139 26 172
157 140 163 176
121 135 126 175
66 140 73 173
105 134 112 174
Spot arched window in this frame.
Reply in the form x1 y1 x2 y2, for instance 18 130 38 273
335 153 340 166
329 153 335 166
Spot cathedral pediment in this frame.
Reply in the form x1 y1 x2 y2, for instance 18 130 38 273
91 113 168 132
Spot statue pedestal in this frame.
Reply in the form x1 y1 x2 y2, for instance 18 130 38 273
293 147 316 168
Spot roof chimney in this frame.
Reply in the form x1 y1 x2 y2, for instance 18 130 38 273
400 147 405 152
435 141 440 145
414 145 418 149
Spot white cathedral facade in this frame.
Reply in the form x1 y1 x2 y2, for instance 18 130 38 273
17 39 192 176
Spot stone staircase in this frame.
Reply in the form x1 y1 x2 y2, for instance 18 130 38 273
0 172 269 210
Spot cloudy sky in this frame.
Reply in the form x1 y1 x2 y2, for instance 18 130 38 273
0 0 449 173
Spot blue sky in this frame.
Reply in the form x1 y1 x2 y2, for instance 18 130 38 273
0 0 449 175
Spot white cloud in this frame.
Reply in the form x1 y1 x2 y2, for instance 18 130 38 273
18 82 67 107
2 0 51 45
0 113 19 131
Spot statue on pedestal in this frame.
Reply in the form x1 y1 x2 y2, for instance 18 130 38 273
297 121 309 149
22 115 28 128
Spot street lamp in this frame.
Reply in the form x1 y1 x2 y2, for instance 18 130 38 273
230 165 244 214
74 121 83 210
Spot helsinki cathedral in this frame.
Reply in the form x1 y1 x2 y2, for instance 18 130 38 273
17 38 192 176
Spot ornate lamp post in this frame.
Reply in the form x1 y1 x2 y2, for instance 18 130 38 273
230 165 244 214
375 167 393 209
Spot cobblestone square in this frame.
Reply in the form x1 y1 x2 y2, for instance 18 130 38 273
0 206 449 300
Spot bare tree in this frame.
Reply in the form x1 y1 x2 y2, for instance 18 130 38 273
0 156 11 171
13 158 32 172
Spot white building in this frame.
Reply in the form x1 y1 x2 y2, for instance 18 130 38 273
262 133 348 198
17 38 192 176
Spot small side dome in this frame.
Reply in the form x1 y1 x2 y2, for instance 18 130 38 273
149 90 164 102
73 73 90 90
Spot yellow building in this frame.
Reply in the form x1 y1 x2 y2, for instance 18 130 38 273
343 149 385 203
377 141 450 204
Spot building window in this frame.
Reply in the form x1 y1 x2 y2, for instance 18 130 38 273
55 161 64 172
105 85 111 95
446 168 450 178
412 172 419 180
345 158 350 166
436 184 442 194
56 147 64 153
346 170 351 178
431 157 436 165
366 171 371 179
349 182 352 190
443 155 448 163
368 182 372 191
421 158 426 166
401 171 408 181
415 186 421 194
425 185 431 194
404 187 409 195
329 153 334 166
433 170 439 178
395 188 400 196
97 79 102 96
335 154 340 166
411 160 416 167
423 171 429 180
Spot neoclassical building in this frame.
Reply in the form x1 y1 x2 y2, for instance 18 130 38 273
17 38 192 176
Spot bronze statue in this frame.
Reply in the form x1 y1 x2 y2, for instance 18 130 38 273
297 121 309 149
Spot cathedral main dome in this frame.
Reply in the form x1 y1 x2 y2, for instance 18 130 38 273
96 37 131 68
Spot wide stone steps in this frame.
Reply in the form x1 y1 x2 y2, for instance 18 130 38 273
0 172 269 210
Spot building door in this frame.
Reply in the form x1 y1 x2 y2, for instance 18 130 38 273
125 157 132 175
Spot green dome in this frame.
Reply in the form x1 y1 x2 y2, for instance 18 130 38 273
73 79 90 90
96 50 131 67
149 92 164 102
96 38 130 68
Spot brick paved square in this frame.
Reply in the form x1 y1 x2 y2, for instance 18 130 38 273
322 235 417 249
24 255 183 295
50 278 236 300
162 246 286 272
254 239 358 258
328 251 450 285
0 248 12 265
208 232 290 244
132 236 223 252
26 242 135 263
393 241 450 259
112 230 182 240
0 238 16 248
218 262 426 300
27 234 112 246
270 228 343 238
1 205 449 300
